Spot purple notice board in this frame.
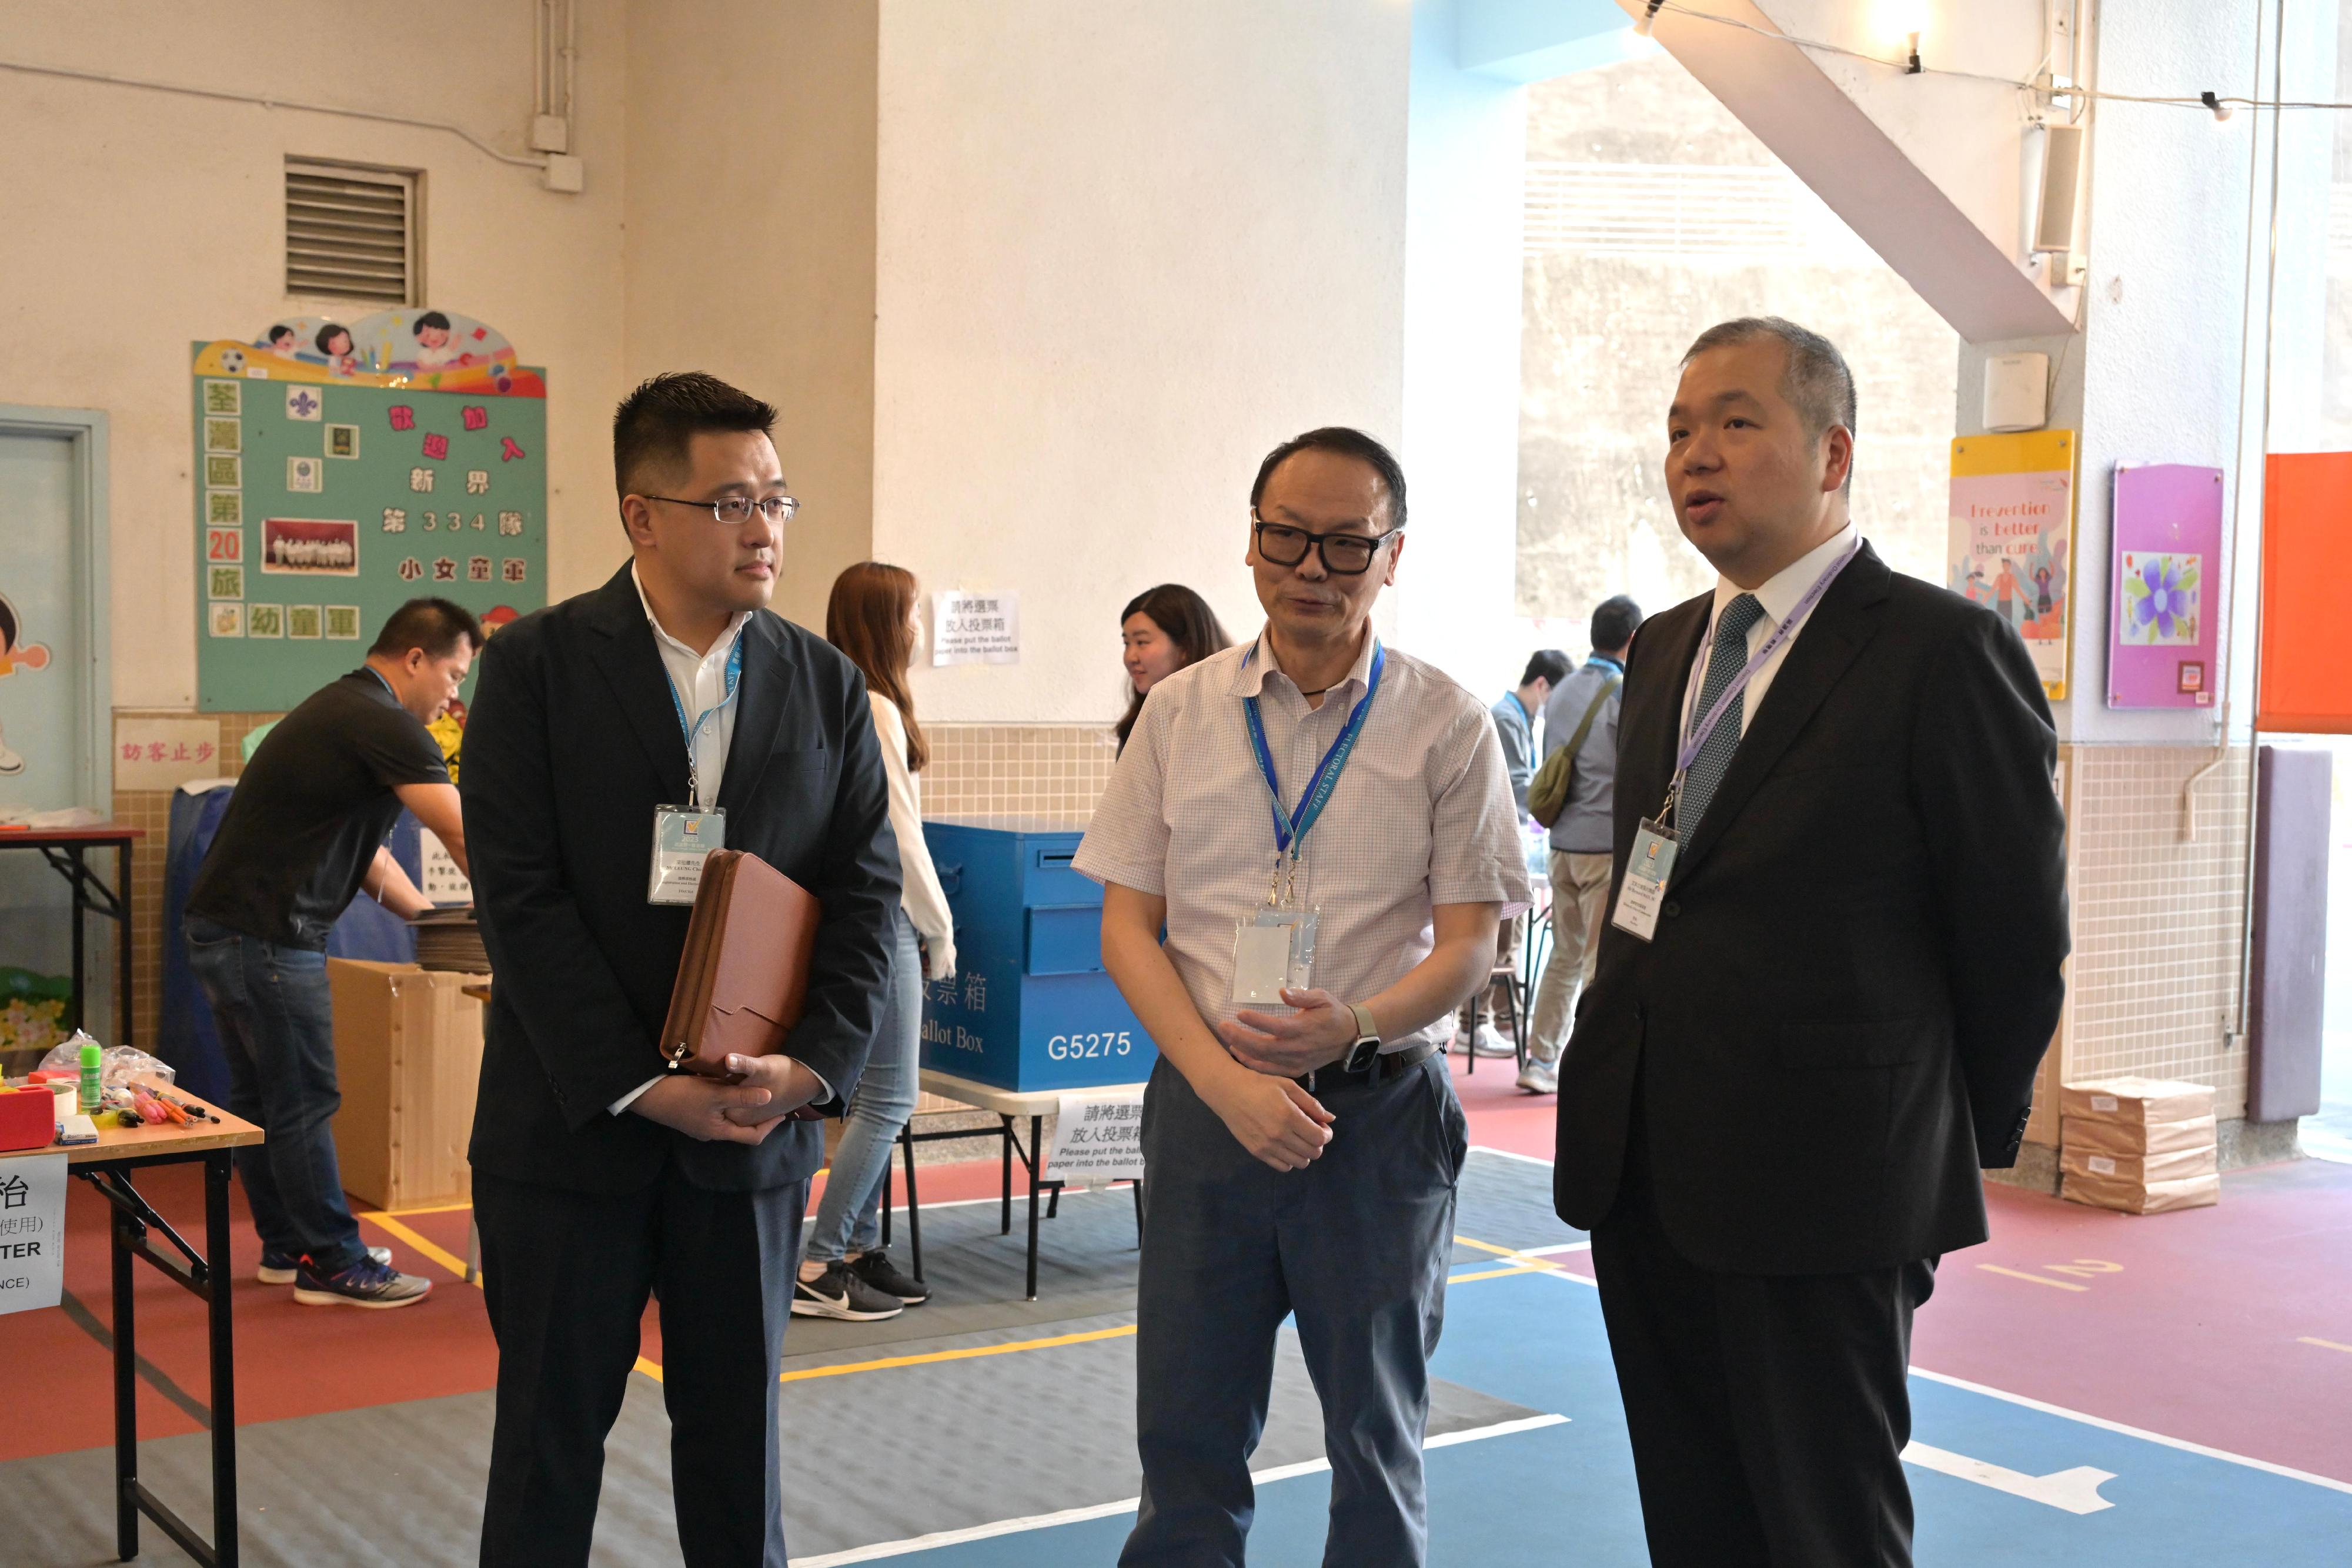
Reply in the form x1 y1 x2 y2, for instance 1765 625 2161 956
2109 463 2224 708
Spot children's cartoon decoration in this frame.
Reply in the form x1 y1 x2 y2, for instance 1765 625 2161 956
0 593 51 776
192 316 548 711
1947 431 2078 702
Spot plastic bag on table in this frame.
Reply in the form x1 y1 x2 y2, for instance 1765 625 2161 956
36 1032 178 1090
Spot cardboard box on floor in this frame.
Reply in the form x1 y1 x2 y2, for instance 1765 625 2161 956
2059 1168 2220 1213
328 959 486 1211
2059 1142 2218 1188
2057 1076 2216 1128
2062 1111 2219 1158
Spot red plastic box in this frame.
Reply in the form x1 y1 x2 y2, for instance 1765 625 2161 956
0 1085 56 1151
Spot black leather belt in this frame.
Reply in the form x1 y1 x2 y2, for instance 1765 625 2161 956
1298 1038 1438 1091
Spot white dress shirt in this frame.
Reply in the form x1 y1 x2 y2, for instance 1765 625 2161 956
1075 624 1531 1056
1679 521 1860 746
870 693 956 979
610 565 823 1115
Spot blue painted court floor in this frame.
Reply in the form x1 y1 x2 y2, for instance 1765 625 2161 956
801 1215 2352 1566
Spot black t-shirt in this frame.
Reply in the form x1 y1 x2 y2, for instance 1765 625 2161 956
188 670 452 948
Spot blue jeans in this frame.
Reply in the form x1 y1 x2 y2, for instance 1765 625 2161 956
184 914 367 1273
804 911 920 1266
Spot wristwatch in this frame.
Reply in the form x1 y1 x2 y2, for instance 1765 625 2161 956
1341 1002 1381 1074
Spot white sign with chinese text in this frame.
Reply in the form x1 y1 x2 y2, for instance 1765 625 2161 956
1046 1089 1146 1183
113 718 226 792
931 590 1020 667
0 1154 67 1316
420 828 473 904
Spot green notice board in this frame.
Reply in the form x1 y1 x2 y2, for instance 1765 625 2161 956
192 323 549 712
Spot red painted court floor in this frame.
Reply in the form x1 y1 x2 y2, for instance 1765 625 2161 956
8 1051 2350 1489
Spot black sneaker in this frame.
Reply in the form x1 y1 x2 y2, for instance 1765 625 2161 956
791 1261 903 1321
259 1245 389 1285
849 1250 930 1305
292 1254 432 1309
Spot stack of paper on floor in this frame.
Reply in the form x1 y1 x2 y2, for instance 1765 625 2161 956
2057 1077 2219 1213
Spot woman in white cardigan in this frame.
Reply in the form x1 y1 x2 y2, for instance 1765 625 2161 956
795 562 957 1320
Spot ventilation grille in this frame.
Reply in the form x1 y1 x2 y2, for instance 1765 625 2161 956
1523 161 1873 265
285 160 417 305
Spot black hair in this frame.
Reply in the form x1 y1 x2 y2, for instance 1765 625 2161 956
1248 427 1407 532
315 323 352 355
1590 594 1644 655
1115 585 1234 753
413 311 451 335
0 594 18 653
268 325 296 346
370 597 484 661
1681 316 1858 495
613 372 780 496
1519 650 1572 687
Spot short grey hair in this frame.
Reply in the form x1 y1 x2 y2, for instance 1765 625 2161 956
1681 316 1857 491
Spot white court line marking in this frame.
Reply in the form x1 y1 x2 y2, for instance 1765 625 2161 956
1907 1368 2352 1497
1459 1143 2352 1497
1900 1441 2114 1513
1519 1240 1592 1256
1466 1143 1555 1167
784 1413 1569 1566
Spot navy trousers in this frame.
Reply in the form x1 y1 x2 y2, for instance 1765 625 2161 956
1120 1053 1467 1568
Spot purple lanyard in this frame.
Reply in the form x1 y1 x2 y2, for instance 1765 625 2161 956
1672 541 1861 785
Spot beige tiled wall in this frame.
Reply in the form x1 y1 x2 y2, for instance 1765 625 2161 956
918 723 1122 828
2055 743 2253 1122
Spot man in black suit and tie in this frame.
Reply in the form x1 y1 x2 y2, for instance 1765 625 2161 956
460 373 899 1567
1555 318 2069 1567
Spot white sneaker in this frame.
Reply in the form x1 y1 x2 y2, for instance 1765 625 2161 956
1471 1023 1516 1058
1516 1059 1559 1095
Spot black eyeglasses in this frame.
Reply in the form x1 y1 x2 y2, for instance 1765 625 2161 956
645 494 800 526
1251 513 1404 576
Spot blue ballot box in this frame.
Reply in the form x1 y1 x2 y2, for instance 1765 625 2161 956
918 818 1155 1091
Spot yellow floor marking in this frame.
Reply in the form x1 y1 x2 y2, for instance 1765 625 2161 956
373 1199 477 1218
1448 1263 1549 1285
634 1356 664 1382
1454 1233 1569 1272
778 1323 1137 1384
357 1209 478 1286
2297 1336 2352 1355
1977 1263 2088 1292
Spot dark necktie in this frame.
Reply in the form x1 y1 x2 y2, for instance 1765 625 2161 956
1676 593 1766 837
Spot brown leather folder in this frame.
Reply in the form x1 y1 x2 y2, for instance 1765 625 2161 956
658 848 823 1083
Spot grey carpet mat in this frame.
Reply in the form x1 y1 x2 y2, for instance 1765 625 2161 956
0 1149 1569 1566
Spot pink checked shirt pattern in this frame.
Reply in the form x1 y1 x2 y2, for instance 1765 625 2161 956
1074 626 1533 1056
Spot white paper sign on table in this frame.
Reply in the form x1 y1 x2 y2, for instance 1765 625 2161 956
1046 1089 1145 1183
931 590 1020 666
420 828 474 903
0 1154 68 1316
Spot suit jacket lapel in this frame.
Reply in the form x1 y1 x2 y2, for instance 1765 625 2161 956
1673 543 1892 877
583 564 694 804
714 612 789 811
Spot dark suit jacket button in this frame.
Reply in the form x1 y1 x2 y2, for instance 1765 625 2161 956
1662 901 1680 918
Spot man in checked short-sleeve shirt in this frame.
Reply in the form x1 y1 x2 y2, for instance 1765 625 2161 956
1074 427 1530 1567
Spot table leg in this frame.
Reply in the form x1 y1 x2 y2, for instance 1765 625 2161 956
70 845 88 1038
880 1154 893 1249
999 1115 1013 1236
900 1127 924 1283
206 1152 239 1567
112 1195 138 1561
119 841 136 1050
1025 1114 1042 1302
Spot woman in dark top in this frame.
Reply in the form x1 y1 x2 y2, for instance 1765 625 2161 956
1115 584 1231 754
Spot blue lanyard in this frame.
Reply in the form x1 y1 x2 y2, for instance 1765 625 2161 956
1242 640 1385 862
1585 654 1623 675
665 630 746 807
1673 540 1860 785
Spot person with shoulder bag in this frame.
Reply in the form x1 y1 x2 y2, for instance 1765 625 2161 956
1518 594 1642 1094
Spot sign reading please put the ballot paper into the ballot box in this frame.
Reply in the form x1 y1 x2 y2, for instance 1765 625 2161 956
1045 1090 1145 1183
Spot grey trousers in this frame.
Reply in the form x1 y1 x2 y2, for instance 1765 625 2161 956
1120 1054 1468 1568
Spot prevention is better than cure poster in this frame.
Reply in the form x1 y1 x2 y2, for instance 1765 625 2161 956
1947 430 2078 701
191 309 547 712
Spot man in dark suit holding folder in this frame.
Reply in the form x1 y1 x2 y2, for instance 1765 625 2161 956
1555 319 2069 1567
462 373 900 1567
